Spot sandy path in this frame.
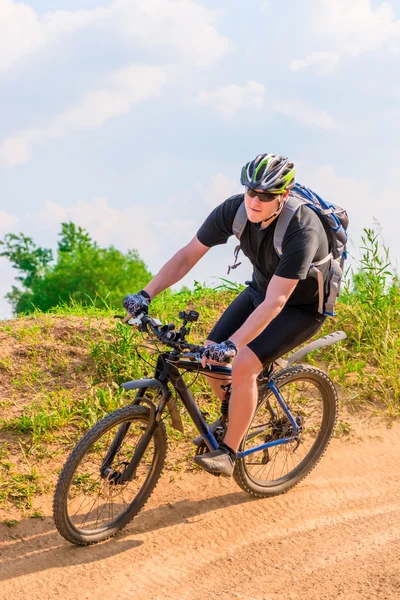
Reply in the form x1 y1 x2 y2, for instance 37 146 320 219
1 424 399 600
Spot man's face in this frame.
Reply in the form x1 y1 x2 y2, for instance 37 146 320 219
244 188 288 223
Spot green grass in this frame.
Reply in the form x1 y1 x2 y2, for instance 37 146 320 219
2 386 128 444
3 519 19 527
0 461 47 509
316 229 400 416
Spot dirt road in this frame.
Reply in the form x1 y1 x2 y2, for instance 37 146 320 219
1 423 399 600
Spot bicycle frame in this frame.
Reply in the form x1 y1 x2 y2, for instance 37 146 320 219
119 353 299 475
104 318 346 482
167 358 299 459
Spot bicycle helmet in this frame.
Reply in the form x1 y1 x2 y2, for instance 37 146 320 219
240 153 296 194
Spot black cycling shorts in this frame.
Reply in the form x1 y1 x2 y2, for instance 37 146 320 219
207 285 326 367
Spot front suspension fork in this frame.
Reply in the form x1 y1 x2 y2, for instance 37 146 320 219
108 391 171 484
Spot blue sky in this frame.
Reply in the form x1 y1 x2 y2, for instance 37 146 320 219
0 0 399 318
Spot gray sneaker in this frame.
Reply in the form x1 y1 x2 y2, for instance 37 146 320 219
194 448 235 478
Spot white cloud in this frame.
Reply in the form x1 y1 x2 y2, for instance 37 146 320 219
268 97 337 130
197 172 241 208
196 81 336 129
197 81 265 118
0 0 44 71
0 64 169 168
109 0 230 69
290 52 340 74
316 0 400 57
0 209 19 235
108 64 170 101
29 196 200 263
30 194 251 296
22 186 252 307
0 137 31 168
301 164 399 267
41 7 106 37
31 197 160 259
292 0 400 73
387 167 400 179
0 0 229 73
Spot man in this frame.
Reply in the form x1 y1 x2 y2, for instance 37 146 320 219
123 153 330 478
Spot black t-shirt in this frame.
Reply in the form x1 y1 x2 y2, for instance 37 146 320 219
197 193 330 311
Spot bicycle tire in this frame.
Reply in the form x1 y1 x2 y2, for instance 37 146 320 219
233 365 338 498
53 404 167 546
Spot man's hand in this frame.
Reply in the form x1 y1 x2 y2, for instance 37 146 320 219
201 340 238 366
123 290 151 322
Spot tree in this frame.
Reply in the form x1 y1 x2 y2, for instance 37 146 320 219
0 222 152 314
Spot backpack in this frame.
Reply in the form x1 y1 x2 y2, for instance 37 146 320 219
228 183 349 317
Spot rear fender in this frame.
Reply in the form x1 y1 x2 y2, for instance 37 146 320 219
276 330 347 369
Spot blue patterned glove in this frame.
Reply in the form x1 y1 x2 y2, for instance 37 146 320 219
123 290 151 318
201 340 238 364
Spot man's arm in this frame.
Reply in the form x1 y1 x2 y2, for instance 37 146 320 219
144 236 210 300
229 276 299 350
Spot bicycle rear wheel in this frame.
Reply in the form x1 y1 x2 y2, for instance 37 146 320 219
233 365 337 497
53 405 167 545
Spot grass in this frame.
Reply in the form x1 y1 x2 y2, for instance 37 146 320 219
0 461 47 509
0 230 399 512
316 229 400 416
3 519 19 528
2 386 127 444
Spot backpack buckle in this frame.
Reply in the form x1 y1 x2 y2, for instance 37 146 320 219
227 244 242 275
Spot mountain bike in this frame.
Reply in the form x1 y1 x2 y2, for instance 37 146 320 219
53 310 346 546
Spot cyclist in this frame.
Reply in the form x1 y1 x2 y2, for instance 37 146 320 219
123 153 331 478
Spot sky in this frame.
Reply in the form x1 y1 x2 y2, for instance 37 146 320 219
0 0 399 318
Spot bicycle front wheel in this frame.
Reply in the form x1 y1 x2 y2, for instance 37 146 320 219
234 365 338 498
53 405 167 545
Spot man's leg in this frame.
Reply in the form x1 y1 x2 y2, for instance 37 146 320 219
202 286 258 402
223 346 263 451
195 306 326 476
194 345 262 476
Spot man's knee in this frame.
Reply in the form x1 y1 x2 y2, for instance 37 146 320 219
232 346 262 382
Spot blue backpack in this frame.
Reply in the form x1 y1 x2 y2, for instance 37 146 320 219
230 183 349 316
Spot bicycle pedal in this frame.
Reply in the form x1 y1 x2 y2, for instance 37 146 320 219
195 442 208 456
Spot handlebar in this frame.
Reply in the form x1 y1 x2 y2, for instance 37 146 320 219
114 314 204 357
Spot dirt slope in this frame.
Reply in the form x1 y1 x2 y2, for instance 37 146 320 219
1 422 399 600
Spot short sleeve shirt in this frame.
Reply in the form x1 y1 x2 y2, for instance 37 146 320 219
196 194 330 311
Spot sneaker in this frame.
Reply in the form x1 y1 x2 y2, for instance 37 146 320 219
194 447 235 478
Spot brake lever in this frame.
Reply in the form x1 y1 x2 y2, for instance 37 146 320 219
113 313 147 327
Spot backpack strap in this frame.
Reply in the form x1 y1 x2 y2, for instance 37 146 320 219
232 200 247 240
310 253 333 313
273 196 303 256
228 200 247 275
275 196 334 315
323 260 343 317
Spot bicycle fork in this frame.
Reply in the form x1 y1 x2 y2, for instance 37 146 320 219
100 390 172 484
